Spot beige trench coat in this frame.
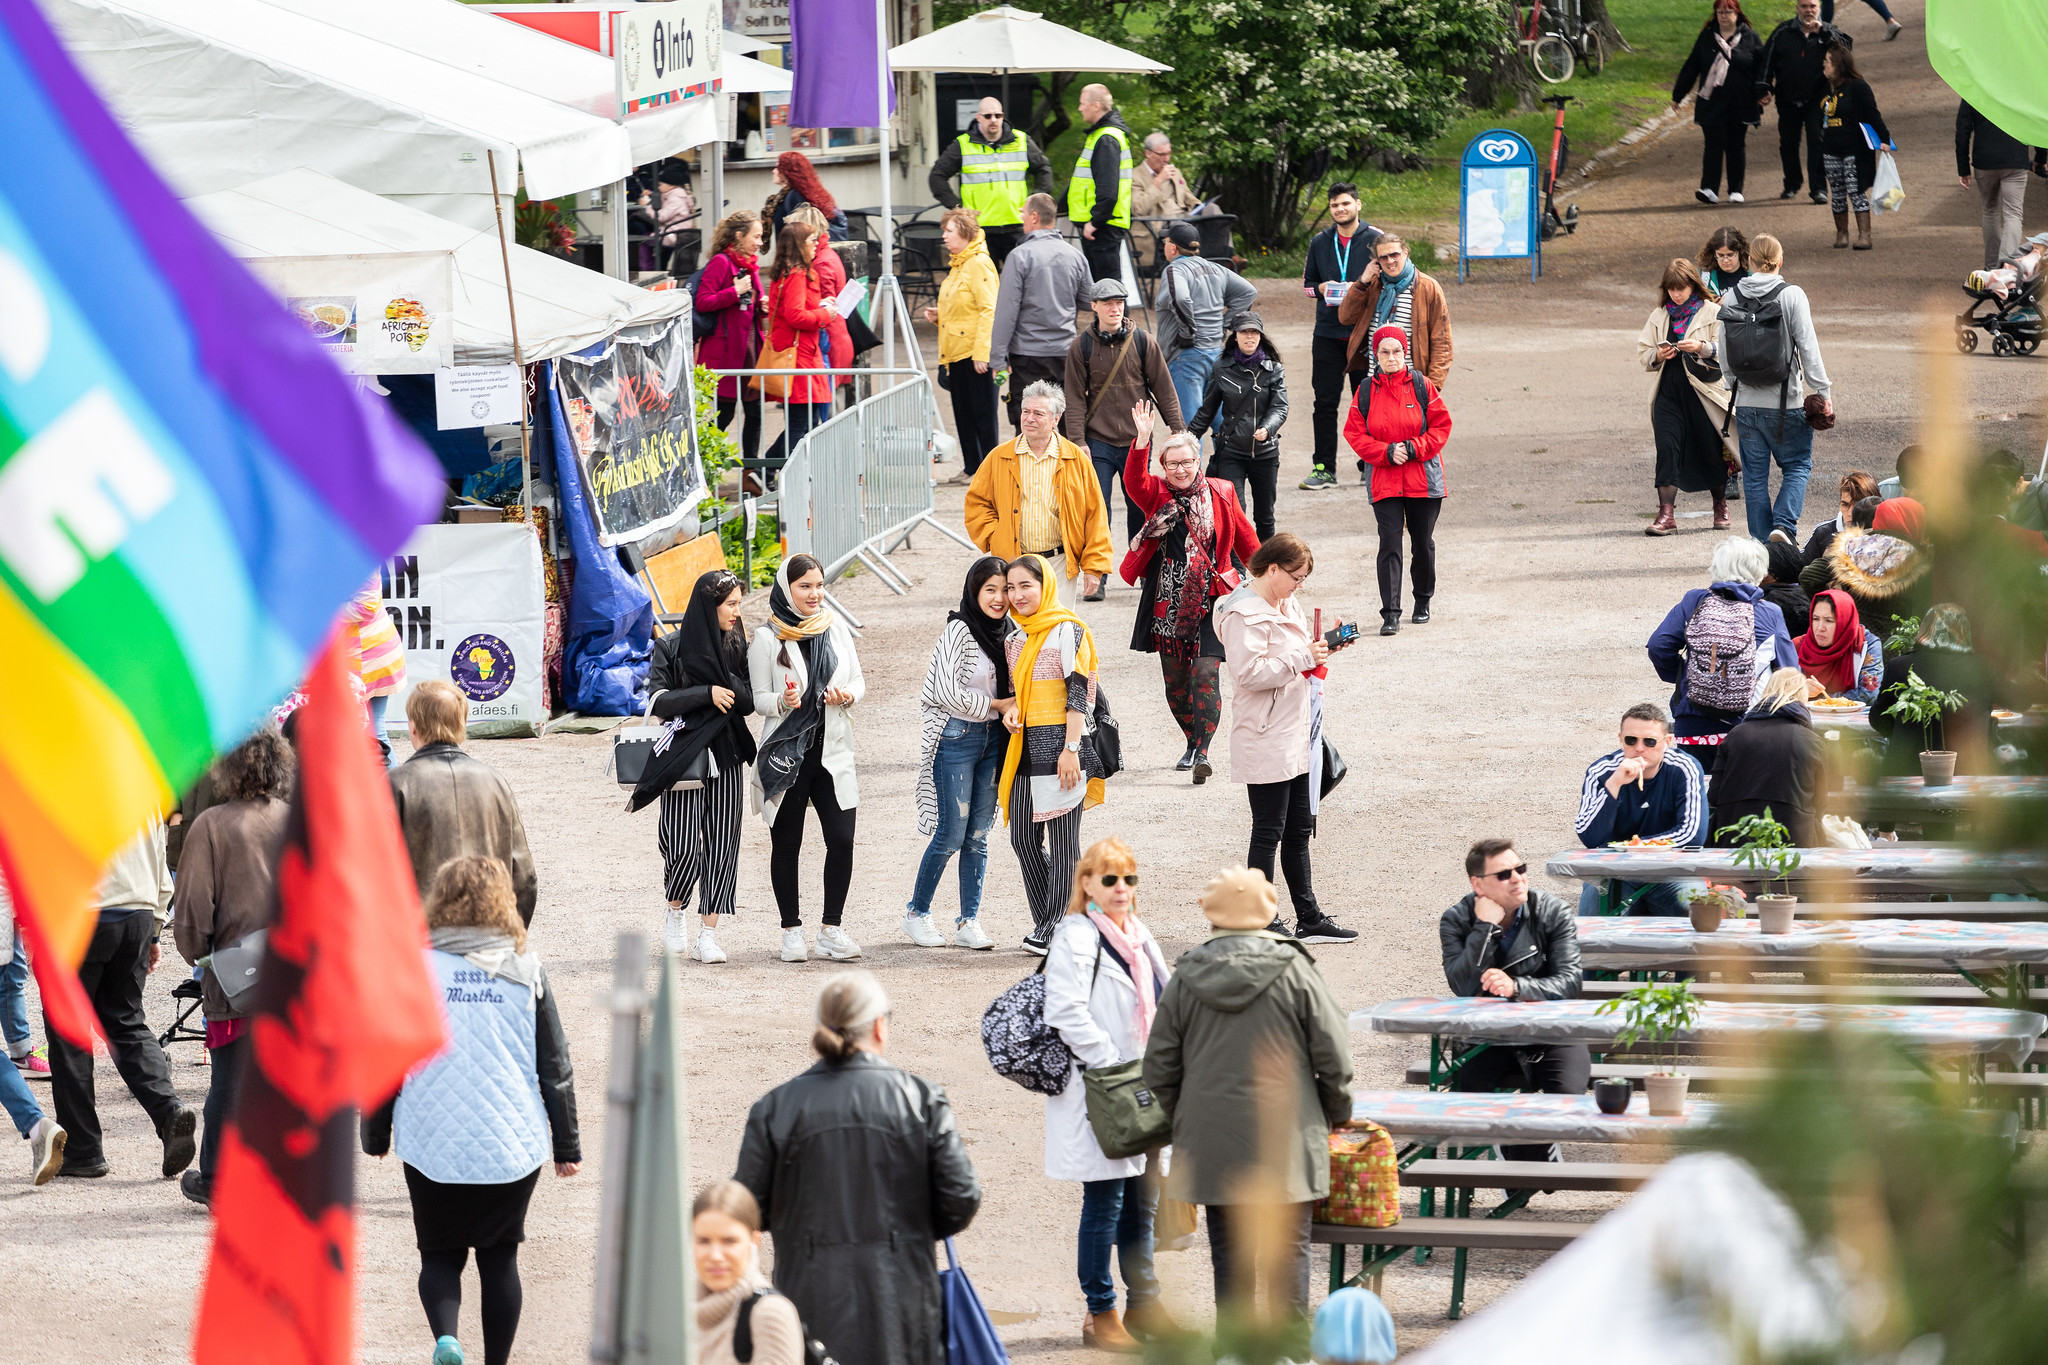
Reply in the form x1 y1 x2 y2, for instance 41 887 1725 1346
1637 300 1734 451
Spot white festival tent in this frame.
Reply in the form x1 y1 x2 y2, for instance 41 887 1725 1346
186 168 687 366
886 4 1170 74
40 0 710 231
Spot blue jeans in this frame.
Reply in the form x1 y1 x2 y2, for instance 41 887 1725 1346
1089 438 1143 544
0 1053 40 1137
1734 406 1814 540
1166 348 1217 449
1 931 30 1051
367 693 393 768
1579 878 1710 917
1079 1173 1160 1315
906 717 1006 921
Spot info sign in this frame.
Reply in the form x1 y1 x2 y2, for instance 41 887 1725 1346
615 0 723 115
1458 129 1540 283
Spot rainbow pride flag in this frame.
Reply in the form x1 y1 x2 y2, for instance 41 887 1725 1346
0 3 443 1042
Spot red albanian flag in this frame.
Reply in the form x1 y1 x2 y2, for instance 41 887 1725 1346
194 631 446 1365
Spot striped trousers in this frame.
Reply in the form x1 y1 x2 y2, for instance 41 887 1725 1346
1008 772 1083 933
658 764 745 915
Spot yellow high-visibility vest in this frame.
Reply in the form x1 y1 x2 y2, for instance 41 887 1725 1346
1067 122 1132 230
955 130 1030 228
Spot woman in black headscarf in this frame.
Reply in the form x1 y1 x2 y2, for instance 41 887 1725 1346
632 569 758 963
747 555 865 964
1760 539 1811 637
902 557 1017 951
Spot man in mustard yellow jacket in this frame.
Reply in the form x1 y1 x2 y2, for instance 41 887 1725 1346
963 380 1113 601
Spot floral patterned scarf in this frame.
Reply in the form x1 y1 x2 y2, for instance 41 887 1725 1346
1138 475 1217 657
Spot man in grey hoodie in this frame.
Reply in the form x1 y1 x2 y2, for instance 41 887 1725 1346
990 193 1094 434
1144 867 1352 1320
1725 233 1832 544
1153 221 1257 449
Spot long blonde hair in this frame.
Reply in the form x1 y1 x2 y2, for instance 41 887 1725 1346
1066 837 1137 919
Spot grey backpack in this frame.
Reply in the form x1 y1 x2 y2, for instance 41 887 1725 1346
1685 592 1757 715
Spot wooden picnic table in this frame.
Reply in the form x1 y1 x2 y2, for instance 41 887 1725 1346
1574 916 2048 970
1808 705 2042 739
1835 775 2048 823
1548 845 2048 907
1347 1088 1712 1145
1791 901 2048 922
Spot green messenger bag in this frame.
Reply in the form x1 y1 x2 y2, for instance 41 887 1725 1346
1083 1058 1172 1159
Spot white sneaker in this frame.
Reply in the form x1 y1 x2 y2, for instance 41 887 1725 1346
816 925 862 960
1695 187 1718 204
1729 192 1745 203
663 908 692 954
953 918 995 951
28 1116 64 1186
780 927 810 962
902 912 947 948
1769 528 1795 546
692 929 727 964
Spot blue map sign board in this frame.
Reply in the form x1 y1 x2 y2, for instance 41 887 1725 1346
1459 128 1540 283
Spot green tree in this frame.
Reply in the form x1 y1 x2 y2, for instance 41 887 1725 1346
1144 0 1510 247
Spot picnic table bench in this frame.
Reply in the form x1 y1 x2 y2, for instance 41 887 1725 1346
1793 901 2048 922
1548 846 2048 910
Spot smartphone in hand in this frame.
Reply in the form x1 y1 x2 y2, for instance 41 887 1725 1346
1325 622 1359 649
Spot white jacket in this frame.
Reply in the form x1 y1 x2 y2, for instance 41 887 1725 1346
747 619 866 824
1041 913 1170 1183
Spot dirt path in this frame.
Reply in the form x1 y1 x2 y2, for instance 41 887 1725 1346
7 4 2045 1358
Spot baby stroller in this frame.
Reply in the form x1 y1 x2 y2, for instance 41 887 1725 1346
1956 270 2042 357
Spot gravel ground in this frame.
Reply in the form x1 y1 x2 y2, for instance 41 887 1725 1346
8 4 2047 1358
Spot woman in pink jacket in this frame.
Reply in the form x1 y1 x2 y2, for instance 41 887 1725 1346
697 211 766 466
1344 324 1452 636
1211 533 1357 945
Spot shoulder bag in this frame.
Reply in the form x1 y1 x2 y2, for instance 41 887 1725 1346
941 1238 1011 1365
1082 1057 1172 1159
749 276 801 401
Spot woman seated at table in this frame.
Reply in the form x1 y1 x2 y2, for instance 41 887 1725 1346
1796 589 1883 704
1709 669 1826 848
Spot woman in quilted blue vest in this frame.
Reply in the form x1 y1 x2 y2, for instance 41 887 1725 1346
363 856 581 1365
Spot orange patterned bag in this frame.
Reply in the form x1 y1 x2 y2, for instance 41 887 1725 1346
1314 1123 1400 1228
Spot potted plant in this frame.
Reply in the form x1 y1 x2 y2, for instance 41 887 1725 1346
1681 882 1746 934
1719 809 1803 934
1593 1076 1633 1115
1885 668 1969 786
1596 980 1700 1116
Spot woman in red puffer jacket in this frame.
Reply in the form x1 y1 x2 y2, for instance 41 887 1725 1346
764 222 836 464
1344 323 1452 635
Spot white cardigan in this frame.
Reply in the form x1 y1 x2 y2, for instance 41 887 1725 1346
1041 913 1170 1184
747 619 865 824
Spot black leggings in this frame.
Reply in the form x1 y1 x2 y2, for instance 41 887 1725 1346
419 1245 522 1365
947 360 1001 475
770 734 856 927
1206 452 1279 539
1247 773 1321 922
717 392 763 466
1373 496 1440 615
1700 121 1748 195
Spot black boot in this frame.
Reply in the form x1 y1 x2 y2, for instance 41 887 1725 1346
1379 610 1401 636
1411 598 1432 624
1191 751 1212 785
1174 744 1196 772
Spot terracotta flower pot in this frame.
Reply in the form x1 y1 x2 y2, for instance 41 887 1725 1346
1920 750 1958 786
1756 894 1797 935
1645 1073 1690 1117
1687 901 1725 934
1593 1078 1633 1115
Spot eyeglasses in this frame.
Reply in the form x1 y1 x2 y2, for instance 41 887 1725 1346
1621 735 1662 748
1160 459 1198 471
1485 863 1530 882
1096 874 1140 888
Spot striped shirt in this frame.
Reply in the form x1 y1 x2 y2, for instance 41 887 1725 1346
1573 748 1706 849
1018 436 1062 556
1364 289 1415 381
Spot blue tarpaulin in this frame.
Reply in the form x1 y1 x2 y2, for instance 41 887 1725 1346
545 358 651 714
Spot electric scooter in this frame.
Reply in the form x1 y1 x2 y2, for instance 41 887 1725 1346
1541 94 1579 240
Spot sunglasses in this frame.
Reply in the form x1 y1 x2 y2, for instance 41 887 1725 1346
1096 874 1140 888
1485 863 1530 882
1375 252 1404 263
1621 735 1662 748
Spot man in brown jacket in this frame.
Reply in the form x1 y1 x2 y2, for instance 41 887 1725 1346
389 680 539 924
1336 233 1452 391
965 380 1113 601
1062 279 1184 593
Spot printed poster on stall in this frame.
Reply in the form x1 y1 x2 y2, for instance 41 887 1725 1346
552 317 707 547
381 523 547 738
248 251 455 374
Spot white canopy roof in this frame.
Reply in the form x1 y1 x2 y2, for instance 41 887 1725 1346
726 51 794 95
187 169 687 366
888 5 1169 73
40 0 709 229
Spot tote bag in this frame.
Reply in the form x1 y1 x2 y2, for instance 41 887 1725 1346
749 276 802 400
941 1238 1010 1365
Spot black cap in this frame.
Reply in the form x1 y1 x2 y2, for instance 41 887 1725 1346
1228 311 1265 334
1165 221 1201 251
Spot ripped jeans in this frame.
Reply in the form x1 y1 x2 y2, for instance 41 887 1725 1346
907 716 1008 921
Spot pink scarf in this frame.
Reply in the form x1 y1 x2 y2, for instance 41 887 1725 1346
1088 908 1158 1042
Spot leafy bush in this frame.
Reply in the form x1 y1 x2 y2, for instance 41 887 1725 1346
691 365 780 586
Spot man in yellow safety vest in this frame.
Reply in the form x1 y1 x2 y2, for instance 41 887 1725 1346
1068 83 1134 285
930 96 1053 269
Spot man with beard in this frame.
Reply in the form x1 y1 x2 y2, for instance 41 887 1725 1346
1298 184 1380 490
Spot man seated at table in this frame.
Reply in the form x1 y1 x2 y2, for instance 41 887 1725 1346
1438 839 1588 1163
1573 703 1707 916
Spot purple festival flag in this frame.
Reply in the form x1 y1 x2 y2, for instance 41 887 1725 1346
790 0 896 129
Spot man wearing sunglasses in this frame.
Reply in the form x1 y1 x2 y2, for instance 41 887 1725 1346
1573 703 1708 916
1334 234 1452 395
1438 838 1587 1163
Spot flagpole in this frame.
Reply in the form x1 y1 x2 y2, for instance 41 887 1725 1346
487 150 535 516
875 0 894 371
588 932 648 1365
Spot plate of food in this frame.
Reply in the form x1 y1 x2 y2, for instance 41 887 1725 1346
1809 696 1867 712
1993 708 2022 723
1607 836 1676 849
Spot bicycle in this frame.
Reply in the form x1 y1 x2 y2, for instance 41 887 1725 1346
1518 0 1606 85
1540 94 1579 240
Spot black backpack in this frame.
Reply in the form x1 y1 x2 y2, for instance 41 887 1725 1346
1717 280 1795 421
734 1289 837 1365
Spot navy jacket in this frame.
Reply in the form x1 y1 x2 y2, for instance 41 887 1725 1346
1301 223 1381 340
1574 748 1709 849
1646 582 1798 729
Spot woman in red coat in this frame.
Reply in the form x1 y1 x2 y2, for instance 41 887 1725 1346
1346 324 1452 636
1120 399 1260 781
787 205 854 405
764 222 836 465
696 211 765 465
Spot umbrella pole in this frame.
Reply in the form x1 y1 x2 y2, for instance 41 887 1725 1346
487 150 534 516
876 0 894 370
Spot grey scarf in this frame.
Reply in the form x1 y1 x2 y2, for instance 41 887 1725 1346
429 926 544 1000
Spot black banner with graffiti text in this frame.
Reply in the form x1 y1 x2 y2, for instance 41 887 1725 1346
552 318 706 545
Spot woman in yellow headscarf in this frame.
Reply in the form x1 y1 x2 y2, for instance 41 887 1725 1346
998 554 1106 956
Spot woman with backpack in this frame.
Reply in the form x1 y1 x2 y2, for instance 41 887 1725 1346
698 212 766 470
1637 258 1733 536
1673 0 1765 205
1645 536 1799 774
1345 325 1453 635
1187 311 1288 539
1041 837 1175 1352
694 1181 805 1365
1819 45 1892 251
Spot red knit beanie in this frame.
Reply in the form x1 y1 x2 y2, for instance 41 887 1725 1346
1370 324 1408 364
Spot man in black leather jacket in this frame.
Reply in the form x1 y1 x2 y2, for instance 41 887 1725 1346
1438 839 1588 1162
